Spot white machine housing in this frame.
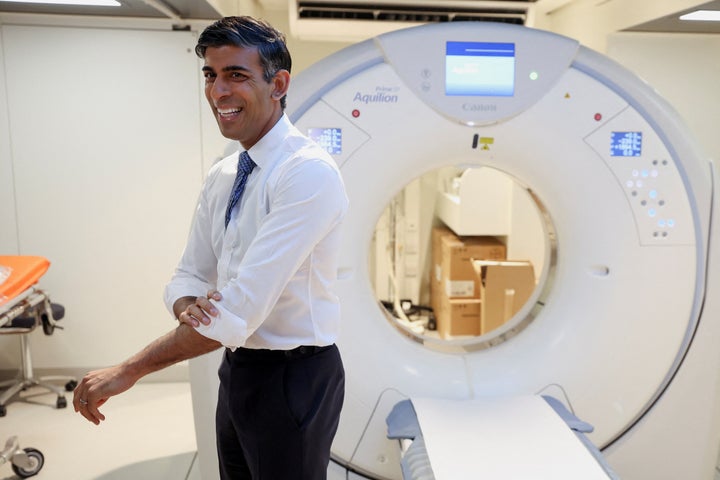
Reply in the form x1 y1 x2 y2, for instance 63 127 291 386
189 22 720 479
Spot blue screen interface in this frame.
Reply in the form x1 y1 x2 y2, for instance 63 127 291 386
445 41 515 96
610 131 642 157
308 128 342 155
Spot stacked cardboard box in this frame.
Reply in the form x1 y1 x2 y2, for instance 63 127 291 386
431 226 507 338
472 260 536 334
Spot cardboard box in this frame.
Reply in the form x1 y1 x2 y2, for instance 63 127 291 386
430 226 456 313
436 296 482 338
432 227 506 301
472 260 536 334
430 227 509 338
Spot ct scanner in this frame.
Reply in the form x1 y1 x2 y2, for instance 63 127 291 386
188 22 720 479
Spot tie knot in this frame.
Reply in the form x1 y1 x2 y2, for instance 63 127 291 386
238 151 255 174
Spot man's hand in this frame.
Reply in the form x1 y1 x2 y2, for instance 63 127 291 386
72 320 221 426
178 290 222 327
73 364 139 425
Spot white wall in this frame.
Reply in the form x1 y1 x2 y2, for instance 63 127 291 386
607 32 720 171
537 0 708 52
0 29 19 255
0 19 221 377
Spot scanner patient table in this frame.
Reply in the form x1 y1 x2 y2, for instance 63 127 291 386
387 395 620 479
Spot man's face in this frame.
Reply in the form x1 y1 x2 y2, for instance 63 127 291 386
202 45 283 149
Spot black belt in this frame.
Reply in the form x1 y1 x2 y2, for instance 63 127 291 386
229 344 334 360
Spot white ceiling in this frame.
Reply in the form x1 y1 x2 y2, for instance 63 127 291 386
0 0 220 19
625 0 720 34
0 0 719 33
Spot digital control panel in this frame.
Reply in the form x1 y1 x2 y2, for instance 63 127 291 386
376 22 580 125
586 108 693 245
610 131 642 157
445 42 515 97
308 127 342 155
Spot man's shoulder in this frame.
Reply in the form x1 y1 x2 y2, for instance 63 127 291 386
200 152 240 195
284 127 337 166
208 152 239 176
281 143 339 178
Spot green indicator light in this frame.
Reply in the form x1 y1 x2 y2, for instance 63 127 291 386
529 71 539 81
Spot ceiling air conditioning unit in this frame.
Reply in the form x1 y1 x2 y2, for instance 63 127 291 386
288 0 538 42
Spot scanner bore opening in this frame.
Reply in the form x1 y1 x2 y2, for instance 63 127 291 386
369 165 557 352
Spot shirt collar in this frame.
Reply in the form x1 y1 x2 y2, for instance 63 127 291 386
245 113 292 170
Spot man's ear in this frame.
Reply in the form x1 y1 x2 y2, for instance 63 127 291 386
271 69 291 100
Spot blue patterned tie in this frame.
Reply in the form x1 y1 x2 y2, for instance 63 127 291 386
225 151 256 228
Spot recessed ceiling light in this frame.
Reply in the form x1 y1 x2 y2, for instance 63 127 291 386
0 0 120 5
680 10 720 21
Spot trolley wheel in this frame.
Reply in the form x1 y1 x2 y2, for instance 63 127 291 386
65 380 78 391
0 405 6 417
12 447 44 478
56 397 67 409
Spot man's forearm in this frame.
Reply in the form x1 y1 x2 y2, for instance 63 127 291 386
74 322 222 425
122 323 221 381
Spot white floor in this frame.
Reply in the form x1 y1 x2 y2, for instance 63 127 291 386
3 381 720 480
0 382 198 480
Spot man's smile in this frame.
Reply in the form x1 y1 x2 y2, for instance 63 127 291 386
217 107 242 118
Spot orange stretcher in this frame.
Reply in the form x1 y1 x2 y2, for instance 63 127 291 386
0 255 74 418
1 257 52 475
0 256 50 305
0 256 51 327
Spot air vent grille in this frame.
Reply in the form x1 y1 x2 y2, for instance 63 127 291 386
297 2 529 25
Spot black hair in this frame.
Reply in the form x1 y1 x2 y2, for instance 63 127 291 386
196 16 292 109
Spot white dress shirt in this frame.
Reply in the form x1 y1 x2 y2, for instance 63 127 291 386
164 114 348 350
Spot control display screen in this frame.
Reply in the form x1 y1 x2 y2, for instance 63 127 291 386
445 41 515 96
308 127 342 155
610 131 643 157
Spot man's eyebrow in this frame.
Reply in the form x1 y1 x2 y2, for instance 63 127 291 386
201 65 251 73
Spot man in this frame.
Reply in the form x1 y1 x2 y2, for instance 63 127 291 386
73 16 348 480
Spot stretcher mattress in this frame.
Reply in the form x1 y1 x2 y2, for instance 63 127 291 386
0 256 50 307
387 395 619 480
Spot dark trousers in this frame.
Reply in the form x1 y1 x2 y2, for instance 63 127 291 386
215 344 345 479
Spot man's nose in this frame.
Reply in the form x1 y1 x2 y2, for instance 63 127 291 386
209 79 230 100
